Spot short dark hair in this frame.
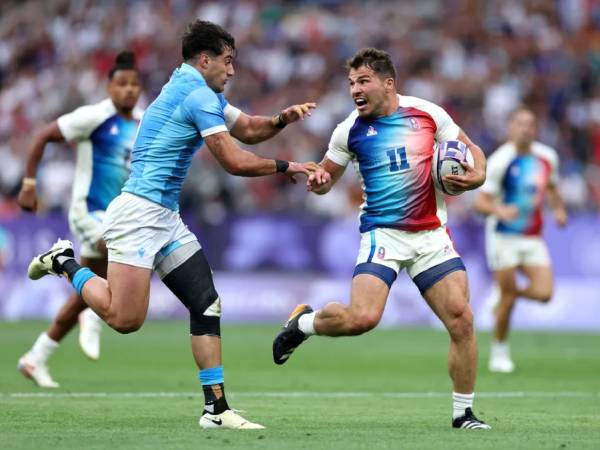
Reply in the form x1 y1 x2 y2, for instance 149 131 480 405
108 51 137 79
181 20 236 61
346 48 396 81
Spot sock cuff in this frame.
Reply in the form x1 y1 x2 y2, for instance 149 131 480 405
71 268 95 295
298 311 317 336
453 392 474 401
199 366 224 385
40 332 59 348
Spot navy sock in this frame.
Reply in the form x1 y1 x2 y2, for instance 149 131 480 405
199 366 229 414
62 258 82 280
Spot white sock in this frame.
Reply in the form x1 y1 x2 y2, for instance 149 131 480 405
491 340 510 357
298 311 317 336
453 392 474 419
30 332 59 363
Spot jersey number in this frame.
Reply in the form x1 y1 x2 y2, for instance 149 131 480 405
386 147 410 172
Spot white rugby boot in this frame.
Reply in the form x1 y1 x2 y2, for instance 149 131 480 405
17 353 59 388
489 341 516 373
28 239 74 280
199 409 265 430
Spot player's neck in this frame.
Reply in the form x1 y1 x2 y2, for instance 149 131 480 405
514 142 531 154
380 93 400 117
116 107 134 120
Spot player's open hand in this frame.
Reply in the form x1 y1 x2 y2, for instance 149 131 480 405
442 161 485 192
284 161 322 184
279 102 317 124
496 204 519 222
17 187 38 212
306 164 331 192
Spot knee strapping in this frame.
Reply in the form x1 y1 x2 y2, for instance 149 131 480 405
158 244 221 336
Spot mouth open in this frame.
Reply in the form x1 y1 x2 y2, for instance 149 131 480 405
354 97 367 110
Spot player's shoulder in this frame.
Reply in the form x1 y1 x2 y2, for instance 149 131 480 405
331 109 360 140
71 98 116 119
184 84 222 110
489 142 517 162
398 94 446 114
531 141 558 163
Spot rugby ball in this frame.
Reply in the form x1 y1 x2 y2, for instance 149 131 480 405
432 140 474 196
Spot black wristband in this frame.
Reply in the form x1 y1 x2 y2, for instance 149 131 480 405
274 113 287 129
275 159 289 173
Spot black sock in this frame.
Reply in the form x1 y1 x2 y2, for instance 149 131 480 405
61 258 83 280
202 383 229 414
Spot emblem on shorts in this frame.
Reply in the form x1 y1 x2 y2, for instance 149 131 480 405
377 246 386 259
138 247 145 257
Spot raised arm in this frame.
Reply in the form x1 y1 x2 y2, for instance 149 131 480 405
229 102 316 145
18 121 66 212
204 131 319 182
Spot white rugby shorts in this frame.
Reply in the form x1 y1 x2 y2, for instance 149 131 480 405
103 193 197 269
69 210 105 259
355 226 464 293
486 232 550 271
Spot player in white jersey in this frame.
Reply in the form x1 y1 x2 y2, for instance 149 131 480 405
474 107 568 373
26 21 327 429
16 51 143 388
273 48 492 429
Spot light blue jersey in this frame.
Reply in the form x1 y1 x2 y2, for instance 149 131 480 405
57 98 143 216
122 63 241 210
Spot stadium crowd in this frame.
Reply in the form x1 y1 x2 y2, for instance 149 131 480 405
1 0 599 221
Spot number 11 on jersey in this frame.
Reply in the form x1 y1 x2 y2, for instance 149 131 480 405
387 147 410 172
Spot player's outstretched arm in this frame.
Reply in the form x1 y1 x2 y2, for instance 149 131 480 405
204 131 320 183
443 129 486 191
229 103 316 145
307 158 345 195
18 121 65 212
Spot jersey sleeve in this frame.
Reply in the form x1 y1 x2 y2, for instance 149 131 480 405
57 104 107 141
547 150 560 186
429 103 460 143
183 88 228 138
325 121 353 167
480 151 505 196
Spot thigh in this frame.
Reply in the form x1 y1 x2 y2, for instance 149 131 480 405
422 269 470 326
519 264 553 287
350 273 390 321
106 262 153 322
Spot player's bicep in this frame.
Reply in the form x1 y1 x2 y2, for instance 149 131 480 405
203 131 239 167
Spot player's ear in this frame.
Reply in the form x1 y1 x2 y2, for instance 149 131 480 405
385 77 395 92
198 53 211 69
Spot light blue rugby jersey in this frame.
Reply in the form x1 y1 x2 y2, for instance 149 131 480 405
57 98 143 215
122 63 240 210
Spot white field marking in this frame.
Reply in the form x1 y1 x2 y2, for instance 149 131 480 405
2 391 598 399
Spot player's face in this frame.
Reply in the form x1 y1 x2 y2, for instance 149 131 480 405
509 110 537 147
348 66 390 119
108 70 141 113
203 47 235 93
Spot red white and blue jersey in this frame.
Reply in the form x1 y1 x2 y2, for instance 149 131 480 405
57 98 143 218
326 95 460 233
481 141 559 236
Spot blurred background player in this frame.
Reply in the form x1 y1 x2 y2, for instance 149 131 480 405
474 107 568 373
26 20 325 429
274 48 491 430
16 51 143 387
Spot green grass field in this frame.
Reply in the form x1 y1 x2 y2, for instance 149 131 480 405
1 321 599 449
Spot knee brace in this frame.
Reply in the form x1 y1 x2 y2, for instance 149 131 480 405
157 241 221 337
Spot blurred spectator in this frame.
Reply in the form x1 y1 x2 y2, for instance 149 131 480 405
1 0 599 220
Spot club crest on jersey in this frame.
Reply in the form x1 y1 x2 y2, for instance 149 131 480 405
377 246 386 259
366 126 378 136
409 118 420 130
